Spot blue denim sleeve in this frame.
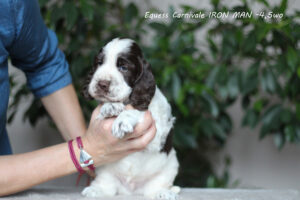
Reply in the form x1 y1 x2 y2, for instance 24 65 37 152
8 0 72 98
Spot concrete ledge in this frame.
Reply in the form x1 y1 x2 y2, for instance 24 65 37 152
3 187 300 200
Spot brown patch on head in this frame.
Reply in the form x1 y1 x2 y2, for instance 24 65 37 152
117 42 156 110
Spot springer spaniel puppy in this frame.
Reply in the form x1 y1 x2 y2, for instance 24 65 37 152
82 38 179 200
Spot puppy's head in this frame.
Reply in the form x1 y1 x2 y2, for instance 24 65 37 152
83 38 156 110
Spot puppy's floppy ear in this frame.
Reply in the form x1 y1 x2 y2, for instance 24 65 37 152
82 69 94 100
129 57 156 110
82 50 103 100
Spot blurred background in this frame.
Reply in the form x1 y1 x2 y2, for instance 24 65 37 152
7 0 300 189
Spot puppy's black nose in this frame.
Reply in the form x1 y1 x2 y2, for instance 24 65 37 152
98 80 110 93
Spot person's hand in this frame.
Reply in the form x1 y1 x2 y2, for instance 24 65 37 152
82 105 156 166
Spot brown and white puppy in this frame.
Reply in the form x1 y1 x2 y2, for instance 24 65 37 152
82 38 179 200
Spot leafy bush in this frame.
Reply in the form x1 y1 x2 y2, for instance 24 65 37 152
207 0 300 149
8 0 300 187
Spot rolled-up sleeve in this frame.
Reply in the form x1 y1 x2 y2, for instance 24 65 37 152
9 0 72 98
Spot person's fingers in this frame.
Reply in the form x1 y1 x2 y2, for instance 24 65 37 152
122 123 151 141
134 111 153 133
100 118 115 133
135 111 154 133
125 122 156 150
91 104 102 121
116 123 156 152
123 111 154 140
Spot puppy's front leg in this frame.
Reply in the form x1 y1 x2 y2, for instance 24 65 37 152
97 102 125 120
112 110 144 138
82 170 119 197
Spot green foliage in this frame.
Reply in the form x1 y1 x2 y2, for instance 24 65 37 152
206 157 239 188
206 0 300 149
8 0 300 187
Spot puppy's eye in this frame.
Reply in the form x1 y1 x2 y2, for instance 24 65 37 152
97 58 103 66
118 65 128 72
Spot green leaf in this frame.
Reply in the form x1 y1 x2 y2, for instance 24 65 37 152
125 3 138 23
202 92 219 117
296 127 300 141
279 0 288 13
256 0 270 8
274 133 285 150
253 99 266 112
64 2 78 30
241 66 258 95
242 109 258 128
148 22 168 33
260 124 270 139
208 37 218 59
211 121 227 140
161 67 174 86
284 126 295 142
266 70 277 92
297 67 300 78
259 105 282 139
227 73 239 98
287 47 298 71
39 0 48 7
206 176 217 188
221 30 237 60
172 73 181 101
174 127 198 149
296 103 300 120
206 67 220 88
219 113 232 132
211 0 220 8
50 5 65 25
261 68 278 93
180 55 193 66
241 96 251 111
219 86 228 99
243 32 256 53
261 104 282 125
280 109 292 123
80 0 94 21
256 24 270 42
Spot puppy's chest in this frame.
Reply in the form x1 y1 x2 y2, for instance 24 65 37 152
110 152 168 190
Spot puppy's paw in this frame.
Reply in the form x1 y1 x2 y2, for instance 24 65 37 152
112 117 134 138
155 189 179 200
82 186 103 197
97 103 125 119
111 110 143 138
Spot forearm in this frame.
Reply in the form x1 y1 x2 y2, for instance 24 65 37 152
0 142 79 196
41 84 86 140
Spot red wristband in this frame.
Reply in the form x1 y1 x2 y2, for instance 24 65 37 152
68 140 85 174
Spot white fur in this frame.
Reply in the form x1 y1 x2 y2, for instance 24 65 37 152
97 102 125 120
83 38 179 199
111 109 144 138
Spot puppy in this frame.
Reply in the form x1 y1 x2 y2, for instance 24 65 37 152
82 38 179 200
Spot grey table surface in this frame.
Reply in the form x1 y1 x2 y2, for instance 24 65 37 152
2 187 300 200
